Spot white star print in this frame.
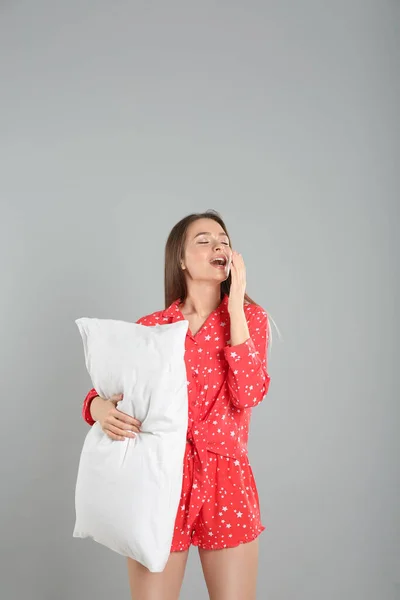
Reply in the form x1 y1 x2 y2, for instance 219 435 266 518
130 301 270 550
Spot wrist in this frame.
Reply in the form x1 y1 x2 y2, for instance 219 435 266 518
90 395 106 422
228 303 245 317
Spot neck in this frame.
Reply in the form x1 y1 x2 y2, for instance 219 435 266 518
180 283 222 317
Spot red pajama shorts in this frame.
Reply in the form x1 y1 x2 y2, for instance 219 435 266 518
170 441 265 552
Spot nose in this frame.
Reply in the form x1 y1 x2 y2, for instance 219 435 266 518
212 238 225 252
213 242 230 259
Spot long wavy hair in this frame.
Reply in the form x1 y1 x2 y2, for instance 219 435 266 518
164 210 257 308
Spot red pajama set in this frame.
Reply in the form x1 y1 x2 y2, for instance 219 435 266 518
82 294 271 551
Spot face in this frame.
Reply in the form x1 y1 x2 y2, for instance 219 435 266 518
181 218 232 282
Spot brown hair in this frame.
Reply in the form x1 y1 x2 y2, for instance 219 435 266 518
164 210 257 308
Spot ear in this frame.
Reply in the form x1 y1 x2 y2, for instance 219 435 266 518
180 261 186 270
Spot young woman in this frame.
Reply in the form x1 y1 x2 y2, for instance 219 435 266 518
81 210 271 600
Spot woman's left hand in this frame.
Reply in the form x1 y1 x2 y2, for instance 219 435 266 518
228 250 246 314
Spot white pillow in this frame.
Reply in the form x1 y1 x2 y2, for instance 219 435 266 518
73 317 189 573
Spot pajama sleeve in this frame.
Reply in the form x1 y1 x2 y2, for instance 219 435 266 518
82 387 99 426
81 314 157 426
224 305 271 410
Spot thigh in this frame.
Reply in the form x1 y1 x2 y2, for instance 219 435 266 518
199 539 259 600
126 550 189 600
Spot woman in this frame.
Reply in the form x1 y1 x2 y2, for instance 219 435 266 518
81 210 271 600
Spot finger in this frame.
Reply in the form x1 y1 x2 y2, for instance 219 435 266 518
110 393 123 402
111 414 140 429
109 417 141 434
232 257 245 275
113 409 142 428
107 412 141 430
104 423 136 439
106 431 126 441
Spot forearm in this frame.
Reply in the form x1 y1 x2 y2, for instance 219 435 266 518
225 306 270 409
90 395 107 422
229 307 250 347
82 388 106 426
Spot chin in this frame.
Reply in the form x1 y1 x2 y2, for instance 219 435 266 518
214 273 229 284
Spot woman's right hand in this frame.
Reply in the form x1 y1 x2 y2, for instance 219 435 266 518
91 394 142 441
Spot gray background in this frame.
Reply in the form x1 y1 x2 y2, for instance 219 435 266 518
0 1 399 599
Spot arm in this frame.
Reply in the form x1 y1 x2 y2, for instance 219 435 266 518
81 314 157 426
224 305 271 410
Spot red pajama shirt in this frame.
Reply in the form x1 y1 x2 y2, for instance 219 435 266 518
82 294 271 551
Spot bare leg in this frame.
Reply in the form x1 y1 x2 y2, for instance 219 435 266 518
199 539 259 600
127 550 189 600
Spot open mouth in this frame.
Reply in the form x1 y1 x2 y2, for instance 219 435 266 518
210 255 228 269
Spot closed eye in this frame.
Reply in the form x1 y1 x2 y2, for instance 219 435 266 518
197 238 230 245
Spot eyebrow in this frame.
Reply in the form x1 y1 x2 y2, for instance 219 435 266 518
193 231 229 239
